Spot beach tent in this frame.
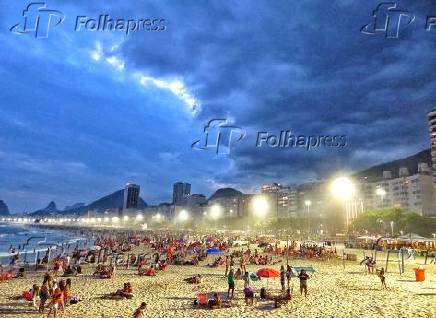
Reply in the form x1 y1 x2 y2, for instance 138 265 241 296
397 233 429 241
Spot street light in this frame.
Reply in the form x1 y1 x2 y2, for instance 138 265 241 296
178 209 189 222
330 176 356 236
210 205 222 220
305 200 312 240
135 213 144 222
252 196 268 218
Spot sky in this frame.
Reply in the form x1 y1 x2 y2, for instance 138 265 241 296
0 0 435 212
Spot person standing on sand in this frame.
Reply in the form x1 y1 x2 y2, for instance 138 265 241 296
286 264 293 289
378 267 387 289
298 269 310 298
133 302 147 318
227 268 235 299
243 271 250 288
280 265 286 293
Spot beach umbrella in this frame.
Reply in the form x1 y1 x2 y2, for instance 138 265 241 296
256 268 280 278
206 248 223 255
256 268 280 290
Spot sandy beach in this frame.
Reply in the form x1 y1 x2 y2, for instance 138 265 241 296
0 242 434 318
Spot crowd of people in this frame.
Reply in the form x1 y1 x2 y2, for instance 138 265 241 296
0 229 407 316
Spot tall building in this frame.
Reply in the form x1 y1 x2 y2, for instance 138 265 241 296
428 108 436 186
172 182 191 205
361 165 435 216
277 186 299 218
123 183 140 210
261 183 282 217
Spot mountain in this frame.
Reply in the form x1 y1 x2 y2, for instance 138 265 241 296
208 188 243 201
30 201 59 216
354 148 431 182
64 203 85 210
62 189 147 215
0 200 10 215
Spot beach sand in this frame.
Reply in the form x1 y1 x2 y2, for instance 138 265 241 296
0 247 434 318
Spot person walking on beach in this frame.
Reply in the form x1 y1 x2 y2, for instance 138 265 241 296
298 269 310 298
133 302 147 318
378 267 387 289
280 265 286 293
227 268 235 299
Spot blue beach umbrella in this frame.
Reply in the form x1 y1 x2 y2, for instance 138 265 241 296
206 248 223 255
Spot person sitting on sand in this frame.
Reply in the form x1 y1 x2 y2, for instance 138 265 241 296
208 293 222 309
244 287 254 305
115 282 134 298
133 302 147 318
63 265 75 277
185 274 202 284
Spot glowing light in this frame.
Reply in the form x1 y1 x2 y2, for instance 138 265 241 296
112 216 120 223
210 205 222 220
135 214 144 221
330 177 356 201
178 210 189 222
252 196 268 217
304 200 312 207
123 215 129 222
104 217 109 222
375 188 386 197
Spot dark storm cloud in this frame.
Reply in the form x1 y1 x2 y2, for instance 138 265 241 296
115 0 435 186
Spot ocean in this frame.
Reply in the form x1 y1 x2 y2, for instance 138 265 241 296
0 223 88 265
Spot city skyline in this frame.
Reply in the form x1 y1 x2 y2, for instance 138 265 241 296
2 1 436 212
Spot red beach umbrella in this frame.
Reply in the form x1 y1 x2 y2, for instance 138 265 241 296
256 268 280 278
256 268 280 289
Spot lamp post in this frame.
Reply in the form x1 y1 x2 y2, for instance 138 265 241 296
305 200 312 240
390 220 394 237
375 187 386 207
